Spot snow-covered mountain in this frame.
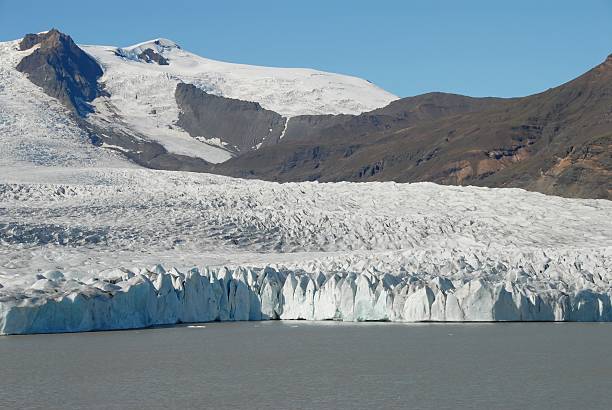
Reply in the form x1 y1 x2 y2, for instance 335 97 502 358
0 38 132 170
84 38 397 161
88 37 397 117
3 29 610 200
1 30 397 166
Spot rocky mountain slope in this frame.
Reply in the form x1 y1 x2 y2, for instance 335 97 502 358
215 59 612 199
175 83 287 152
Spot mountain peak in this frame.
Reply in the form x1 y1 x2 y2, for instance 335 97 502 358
15 28 103 115
152 38 181 49
18 28 68 51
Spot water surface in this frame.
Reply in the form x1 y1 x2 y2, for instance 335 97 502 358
0 322 610 409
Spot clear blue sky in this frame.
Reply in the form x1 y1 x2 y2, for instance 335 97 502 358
1 0 611 98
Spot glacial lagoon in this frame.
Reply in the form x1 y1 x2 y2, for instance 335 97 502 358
1 321 611 409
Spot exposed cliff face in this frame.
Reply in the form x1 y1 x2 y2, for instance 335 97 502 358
18 32 51 51
175 83 287 153
16 29 104 115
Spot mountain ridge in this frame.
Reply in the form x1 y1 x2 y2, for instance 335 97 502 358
213 54 612 199
2 29 610 199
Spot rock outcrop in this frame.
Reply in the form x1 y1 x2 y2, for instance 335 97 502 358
16 29 104 115
137 48 169 65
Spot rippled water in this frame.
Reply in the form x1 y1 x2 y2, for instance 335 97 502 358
0 322 611 409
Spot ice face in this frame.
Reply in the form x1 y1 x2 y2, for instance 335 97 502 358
1 263 611 335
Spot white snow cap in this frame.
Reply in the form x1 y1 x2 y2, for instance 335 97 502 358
123 38 181 53
84 38 398 117
77 36 398 163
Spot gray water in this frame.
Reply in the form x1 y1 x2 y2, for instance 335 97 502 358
0 322 611 410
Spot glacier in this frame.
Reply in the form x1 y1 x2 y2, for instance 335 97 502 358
0 167 610 334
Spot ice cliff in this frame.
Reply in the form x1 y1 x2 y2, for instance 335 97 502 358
1 250 611 335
